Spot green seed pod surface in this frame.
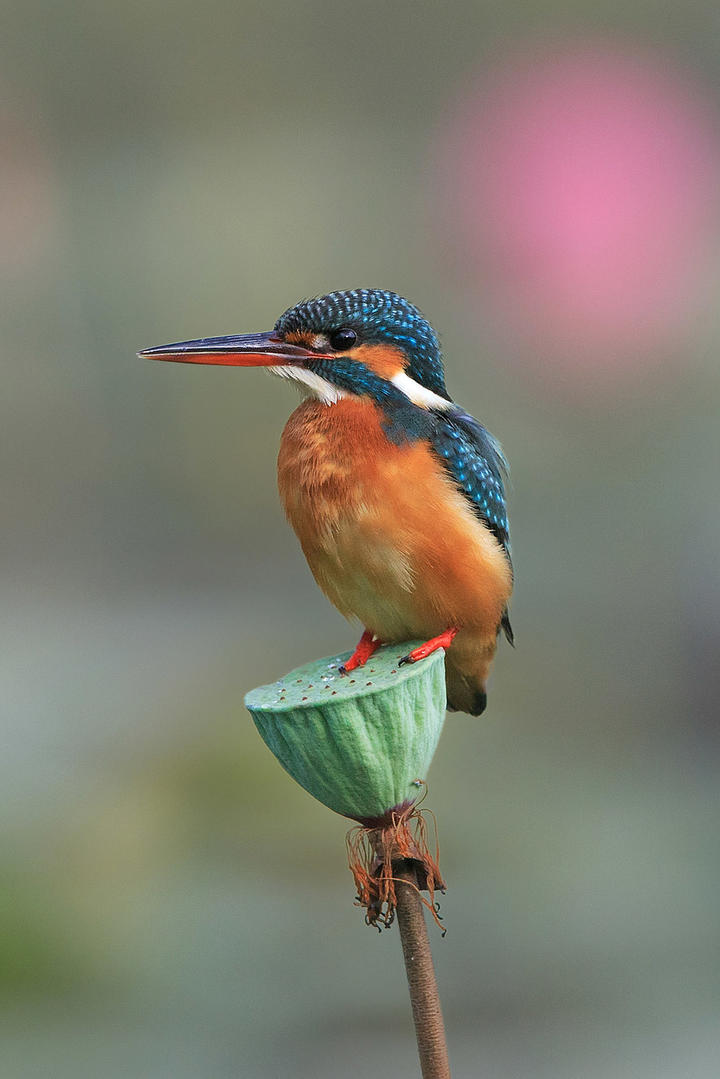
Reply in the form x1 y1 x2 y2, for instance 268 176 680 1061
245 643 446 821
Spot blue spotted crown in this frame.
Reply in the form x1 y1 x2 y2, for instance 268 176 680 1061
275 288 449 399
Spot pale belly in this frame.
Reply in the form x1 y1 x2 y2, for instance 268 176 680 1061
310 512 428 640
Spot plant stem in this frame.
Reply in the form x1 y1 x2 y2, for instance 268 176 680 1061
394 859 451 1078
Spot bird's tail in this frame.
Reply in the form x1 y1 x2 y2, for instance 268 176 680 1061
444 643 494 717
500 607 514 646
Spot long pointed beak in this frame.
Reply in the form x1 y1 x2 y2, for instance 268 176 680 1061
138 331 318 367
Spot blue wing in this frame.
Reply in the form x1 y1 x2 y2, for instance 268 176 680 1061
431 408 514 642
431 409 511 557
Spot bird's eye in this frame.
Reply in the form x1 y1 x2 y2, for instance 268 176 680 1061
328 327 358 351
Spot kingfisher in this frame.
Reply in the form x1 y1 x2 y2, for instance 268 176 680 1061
140 289 513 715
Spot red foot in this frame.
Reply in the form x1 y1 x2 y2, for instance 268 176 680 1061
398 628 458 666
340 629 382 674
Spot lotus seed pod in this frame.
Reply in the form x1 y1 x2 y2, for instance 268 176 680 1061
245 642 446 823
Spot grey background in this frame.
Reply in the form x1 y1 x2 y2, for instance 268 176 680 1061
2 2 719 1076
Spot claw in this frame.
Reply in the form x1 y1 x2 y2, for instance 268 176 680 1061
398 628 458 666
340 629 382 674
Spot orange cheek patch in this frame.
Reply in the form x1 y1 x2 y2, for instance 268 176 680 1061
350 343 407 380
284 330 315 348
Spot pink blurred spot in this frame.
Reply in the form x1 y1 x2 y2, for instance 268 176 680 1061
439 45 720 378
0 99 57 277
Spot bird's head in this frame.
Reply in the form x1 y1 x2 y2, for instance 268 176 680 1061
140 289 451 409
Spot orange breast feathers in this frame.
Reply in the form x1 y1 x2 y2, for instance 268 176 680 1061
277 397 512 644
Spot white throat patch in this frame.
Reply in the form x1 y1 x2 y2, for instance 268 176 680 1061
270 365 348 405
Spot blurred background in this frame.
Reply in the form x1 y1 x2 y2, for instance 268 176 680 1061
2 2 719 1076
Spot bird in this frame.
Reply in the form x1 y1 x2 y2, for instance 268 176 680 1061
140 288 513 715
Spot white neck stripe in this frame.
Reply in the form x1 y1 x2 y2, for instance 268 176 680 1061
390 371 452 410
